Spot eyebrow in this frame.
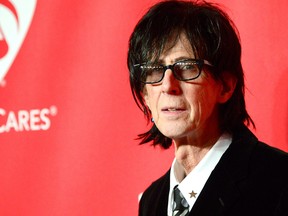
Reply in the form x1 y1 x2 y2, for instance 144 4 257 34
154 56 193 65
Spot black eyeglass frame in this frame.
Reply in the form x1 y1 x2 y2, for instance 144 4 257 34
134 59 213 84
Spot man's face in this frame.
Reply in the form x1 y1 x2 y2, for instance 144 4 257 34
143 35 230 144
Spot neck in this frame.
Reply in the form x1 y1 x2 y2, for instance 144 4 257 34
173 127 222 175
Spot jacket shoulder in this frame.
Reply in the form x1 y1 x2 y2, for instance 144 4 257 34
139 170 170 216
250 141 288 178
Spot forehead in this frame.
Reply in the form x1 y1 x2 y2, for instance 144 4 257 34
158 34 195 62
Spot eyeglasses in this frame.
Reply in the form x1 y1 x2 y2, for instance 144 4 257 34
134 59 213 84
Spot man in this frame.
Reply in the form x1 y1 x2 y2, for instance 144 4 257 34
127 1 288 215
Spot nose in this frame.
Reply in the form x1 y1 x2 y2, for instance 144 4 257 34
161 69 181 95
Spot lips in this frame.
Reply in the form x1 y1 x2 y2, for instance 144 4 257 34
161 107 186 112
168 108 177 111
160 106 187 119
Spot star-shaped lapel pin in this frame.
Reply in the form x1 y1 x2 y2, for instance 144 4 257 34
189 190 197 198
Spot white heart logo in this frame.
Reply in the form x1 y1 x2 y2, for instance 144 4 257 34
0 0 37 84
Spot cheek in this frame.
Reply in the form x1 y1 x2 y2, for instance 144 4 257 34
187 87 219 119
144 88 159 113
188 92 205 119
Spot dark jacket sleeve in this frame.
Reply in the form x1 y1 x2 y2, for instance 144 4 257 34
273 183 288 215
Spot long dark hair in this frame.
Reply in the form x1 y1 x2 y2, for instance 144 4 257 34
127 0 254 149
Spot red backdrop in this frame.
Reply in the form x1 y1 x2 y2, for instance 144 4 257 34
0 0 287 215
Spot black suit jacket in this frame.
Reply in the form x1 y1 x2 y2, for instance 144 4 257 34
139 126 288 216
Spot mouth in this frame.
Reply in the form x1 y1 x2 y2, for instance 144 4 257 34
161 107 186 112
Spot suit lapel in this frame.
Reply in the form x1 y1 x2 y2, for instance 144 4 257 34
189 126 258 215
154 172 170 216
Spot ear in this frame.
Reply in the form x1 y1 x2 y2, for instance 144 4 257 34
218 72 237 104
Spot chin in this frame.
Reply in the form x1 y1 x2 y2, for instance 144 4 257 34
160 129 188 140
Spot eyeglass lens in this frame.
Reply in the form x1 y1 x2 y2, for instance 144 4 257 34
140 60 202 83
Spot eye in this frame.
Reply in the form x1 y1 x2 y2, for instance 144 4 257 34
174 60 201 80
177 62 198 71
141 65 163 74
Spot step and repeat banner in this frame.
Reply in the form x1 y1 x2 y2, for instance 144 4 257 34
0 0 287 215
